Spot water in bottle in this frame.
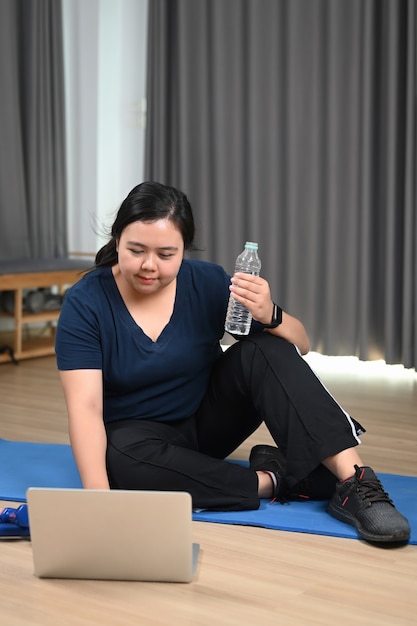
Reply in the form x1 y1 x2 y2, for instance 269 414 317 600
224 242 261 335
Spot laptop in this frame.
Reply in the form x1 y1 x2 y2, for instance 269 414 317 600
26 488 200 583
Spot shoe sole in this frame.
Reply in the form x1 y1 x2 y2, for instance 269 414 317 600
249 446 286 465
327 501 410 543
249 448 287 474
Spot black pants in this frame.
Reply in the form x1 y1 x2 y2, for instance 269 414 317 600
106 334 363 511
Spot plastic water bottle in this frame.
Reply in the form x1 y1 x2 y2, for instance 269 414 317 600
224 242 261 335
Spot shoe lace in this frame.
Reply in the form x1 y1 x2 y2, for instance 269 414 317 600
356 477 394 506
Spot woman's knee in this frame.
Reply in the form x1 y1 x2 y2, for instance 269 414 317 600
239 333 300 369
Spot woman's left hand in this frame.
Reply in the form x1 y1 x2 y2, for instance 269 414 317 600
229 273 274 325
229 272 311 354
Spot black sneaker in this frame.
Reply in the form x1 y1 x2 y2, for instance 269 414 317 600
328 465 411 543
249 444 288 502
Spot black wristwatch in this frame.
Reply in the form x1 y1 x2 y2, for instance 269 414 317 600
262 302 283 329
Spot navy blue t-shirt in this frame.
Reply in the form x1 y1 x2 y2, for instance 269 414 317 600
56 259 251 424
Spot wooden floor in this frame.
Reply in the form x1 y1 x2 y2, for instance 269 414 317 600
0 354 416 625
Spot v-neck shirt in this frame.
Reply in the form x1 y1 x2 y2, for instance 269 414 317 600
56 259 243 423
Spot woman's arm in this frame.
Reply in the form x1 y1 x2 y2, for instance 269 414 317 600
59 369 110 489
229 273 311 355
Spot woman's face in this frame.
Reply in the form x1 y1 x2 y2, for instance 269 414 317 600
116 219 185 296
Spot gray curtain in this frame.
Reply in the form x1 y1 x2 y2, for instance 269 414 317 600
0 0 67 260
145 0 417 370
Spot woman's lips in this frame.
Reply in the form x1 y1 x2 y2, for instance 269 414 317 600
137 275 156 284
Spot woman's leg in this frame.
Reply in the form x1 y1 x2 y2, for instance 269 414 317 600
196 333 363 489
105 418 261 511
322 447 364 480
196 334 410 542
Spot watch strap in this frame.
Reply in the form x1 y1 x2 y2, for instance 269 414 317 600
262 302 283 329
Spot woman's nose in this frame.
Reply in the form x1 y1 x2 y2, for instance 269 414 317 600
141 253 157 269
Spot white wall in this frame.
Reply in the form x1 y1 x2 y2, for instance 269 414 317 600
62 0 148 257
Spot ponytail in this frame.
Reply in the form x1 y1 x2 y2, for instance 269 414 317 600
95 239 118 268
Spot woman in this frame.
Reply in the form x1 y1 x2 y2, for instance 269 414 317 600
56 181 410 544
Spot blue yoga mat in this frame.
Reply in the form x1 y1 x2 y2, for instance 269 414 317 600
1 438 415 543
1 438 82 497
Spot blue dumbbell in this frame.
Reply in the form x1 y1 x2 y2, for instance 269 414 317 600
0 504 30 537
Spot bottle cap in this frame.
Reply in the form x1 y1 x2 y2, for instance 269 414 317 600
244 242 258 250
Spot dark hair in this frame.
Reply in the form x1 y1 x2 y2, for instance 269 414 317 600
95 181 196 267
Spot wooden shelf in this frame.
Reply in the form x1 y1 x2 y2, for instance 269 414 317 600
0 261 89 363
0 330 56 363
21 310 61 324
